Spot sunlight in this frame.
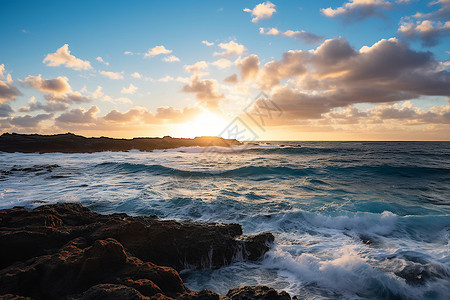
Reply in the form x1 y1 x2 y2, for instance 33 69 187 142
179 111 230 138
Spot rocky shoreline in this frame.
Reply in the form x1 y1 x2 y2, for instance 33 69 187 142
0 133 242 153
0 203 291 299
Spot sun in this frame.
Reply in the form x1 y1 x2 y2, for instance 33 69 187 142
178 111 230 138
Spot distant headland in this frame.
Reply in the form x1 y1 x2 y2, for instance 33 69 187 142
0 133 242 153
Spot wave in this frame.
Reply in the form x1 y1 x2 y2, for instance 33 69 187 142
93 162 450 179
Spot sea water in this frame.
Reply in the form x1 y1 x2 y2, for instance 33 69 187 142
1 142 449 299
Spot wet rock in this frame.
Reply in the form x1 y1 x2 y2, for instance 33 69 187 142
226 286 291 300
0 203 281 299
0 203 273 271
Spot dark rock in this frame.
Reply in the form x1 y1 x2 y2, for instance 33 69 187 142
226 286 291 300
68 284 148 300
0 133 241 153
0 203 273 271
0 203 281 299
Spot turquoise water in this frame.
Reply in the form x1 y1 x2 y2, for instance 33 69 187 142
1 142 449 299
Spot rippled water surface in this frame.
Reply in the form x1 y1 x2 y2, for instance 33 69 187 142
1 142 449 299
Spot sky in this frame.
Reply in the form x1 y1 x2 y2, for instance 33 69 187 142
0 0 449 141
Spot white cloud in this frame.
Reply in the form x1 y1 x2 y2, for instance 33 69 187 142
211 58 233 69
184 61 209 74
202 40 214 46
213 41 247 57
131 72 142 79
0 64 5 79
121 83 138 94
43 44 92 71
99 70 124 80
92 86 104 99
244 1 276 23
124 51 133 55
144 45 172 57
158 75 174 82
162 55 180 63
96 56 110 66
399 19 450 46
260 27 324 44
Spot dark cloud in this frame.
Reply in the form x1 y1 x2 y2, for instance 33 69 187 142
23 75 71 94
321 0 392 22
55 106 99 124
10 113 53 128
0 103 13 117
0 81 22 103
237 55 260 81
18 98 69 113
250 37 450 122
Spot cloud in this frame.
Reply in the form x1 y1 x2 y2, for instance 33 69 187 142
124 51 133 55
155 106 202 122
184 61 208 74
103 107 154 123
0 103 13 117
44 91 91 104
399 19 450 46
237 54 260 81
144 45 172 57
22 75 71 95
18 96 70 113
162 55 180 63
321 0 392 22
248 37 450 123
99 70 124 80
182 76 224 109
259 50 309 89
92 86 104 99
10 113 53 127
131 72 142 79
213 41 247 57
0 64 5 79
157 75 174 82
224 74 238 84
55 106 99 124
259 27 324 45
0 81 22 103
96 56 110 66
43 44 92 70
202 40 214 46
121 83 138 94
211 58 233 69
244 1 276 23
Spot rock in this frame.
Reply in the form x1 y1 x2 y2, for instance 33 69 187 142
0 203 274 271
0 203 283 300
0 133 242 153
226 286 291 300
69 284 148 300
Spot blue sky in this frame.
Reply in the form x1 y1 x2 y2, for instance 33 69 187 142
1 0 449 140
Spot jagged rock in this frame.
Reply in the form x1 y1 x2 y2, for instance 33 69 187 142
0 203 274 271
0 203 284 300
226 286 291 300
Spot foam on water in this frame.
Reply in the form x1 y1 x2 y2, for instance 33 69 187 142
1 142 449 299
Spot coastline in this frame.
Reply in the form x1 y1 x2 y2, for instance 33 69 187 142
0 133 241 154
0 203 290 299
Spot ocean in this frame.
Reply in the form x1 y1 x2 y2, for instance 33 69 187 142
1 141 449 299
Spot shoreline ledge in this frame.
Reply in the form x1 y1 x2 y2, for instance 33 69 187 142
0 203 291 299
0 133 242 154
